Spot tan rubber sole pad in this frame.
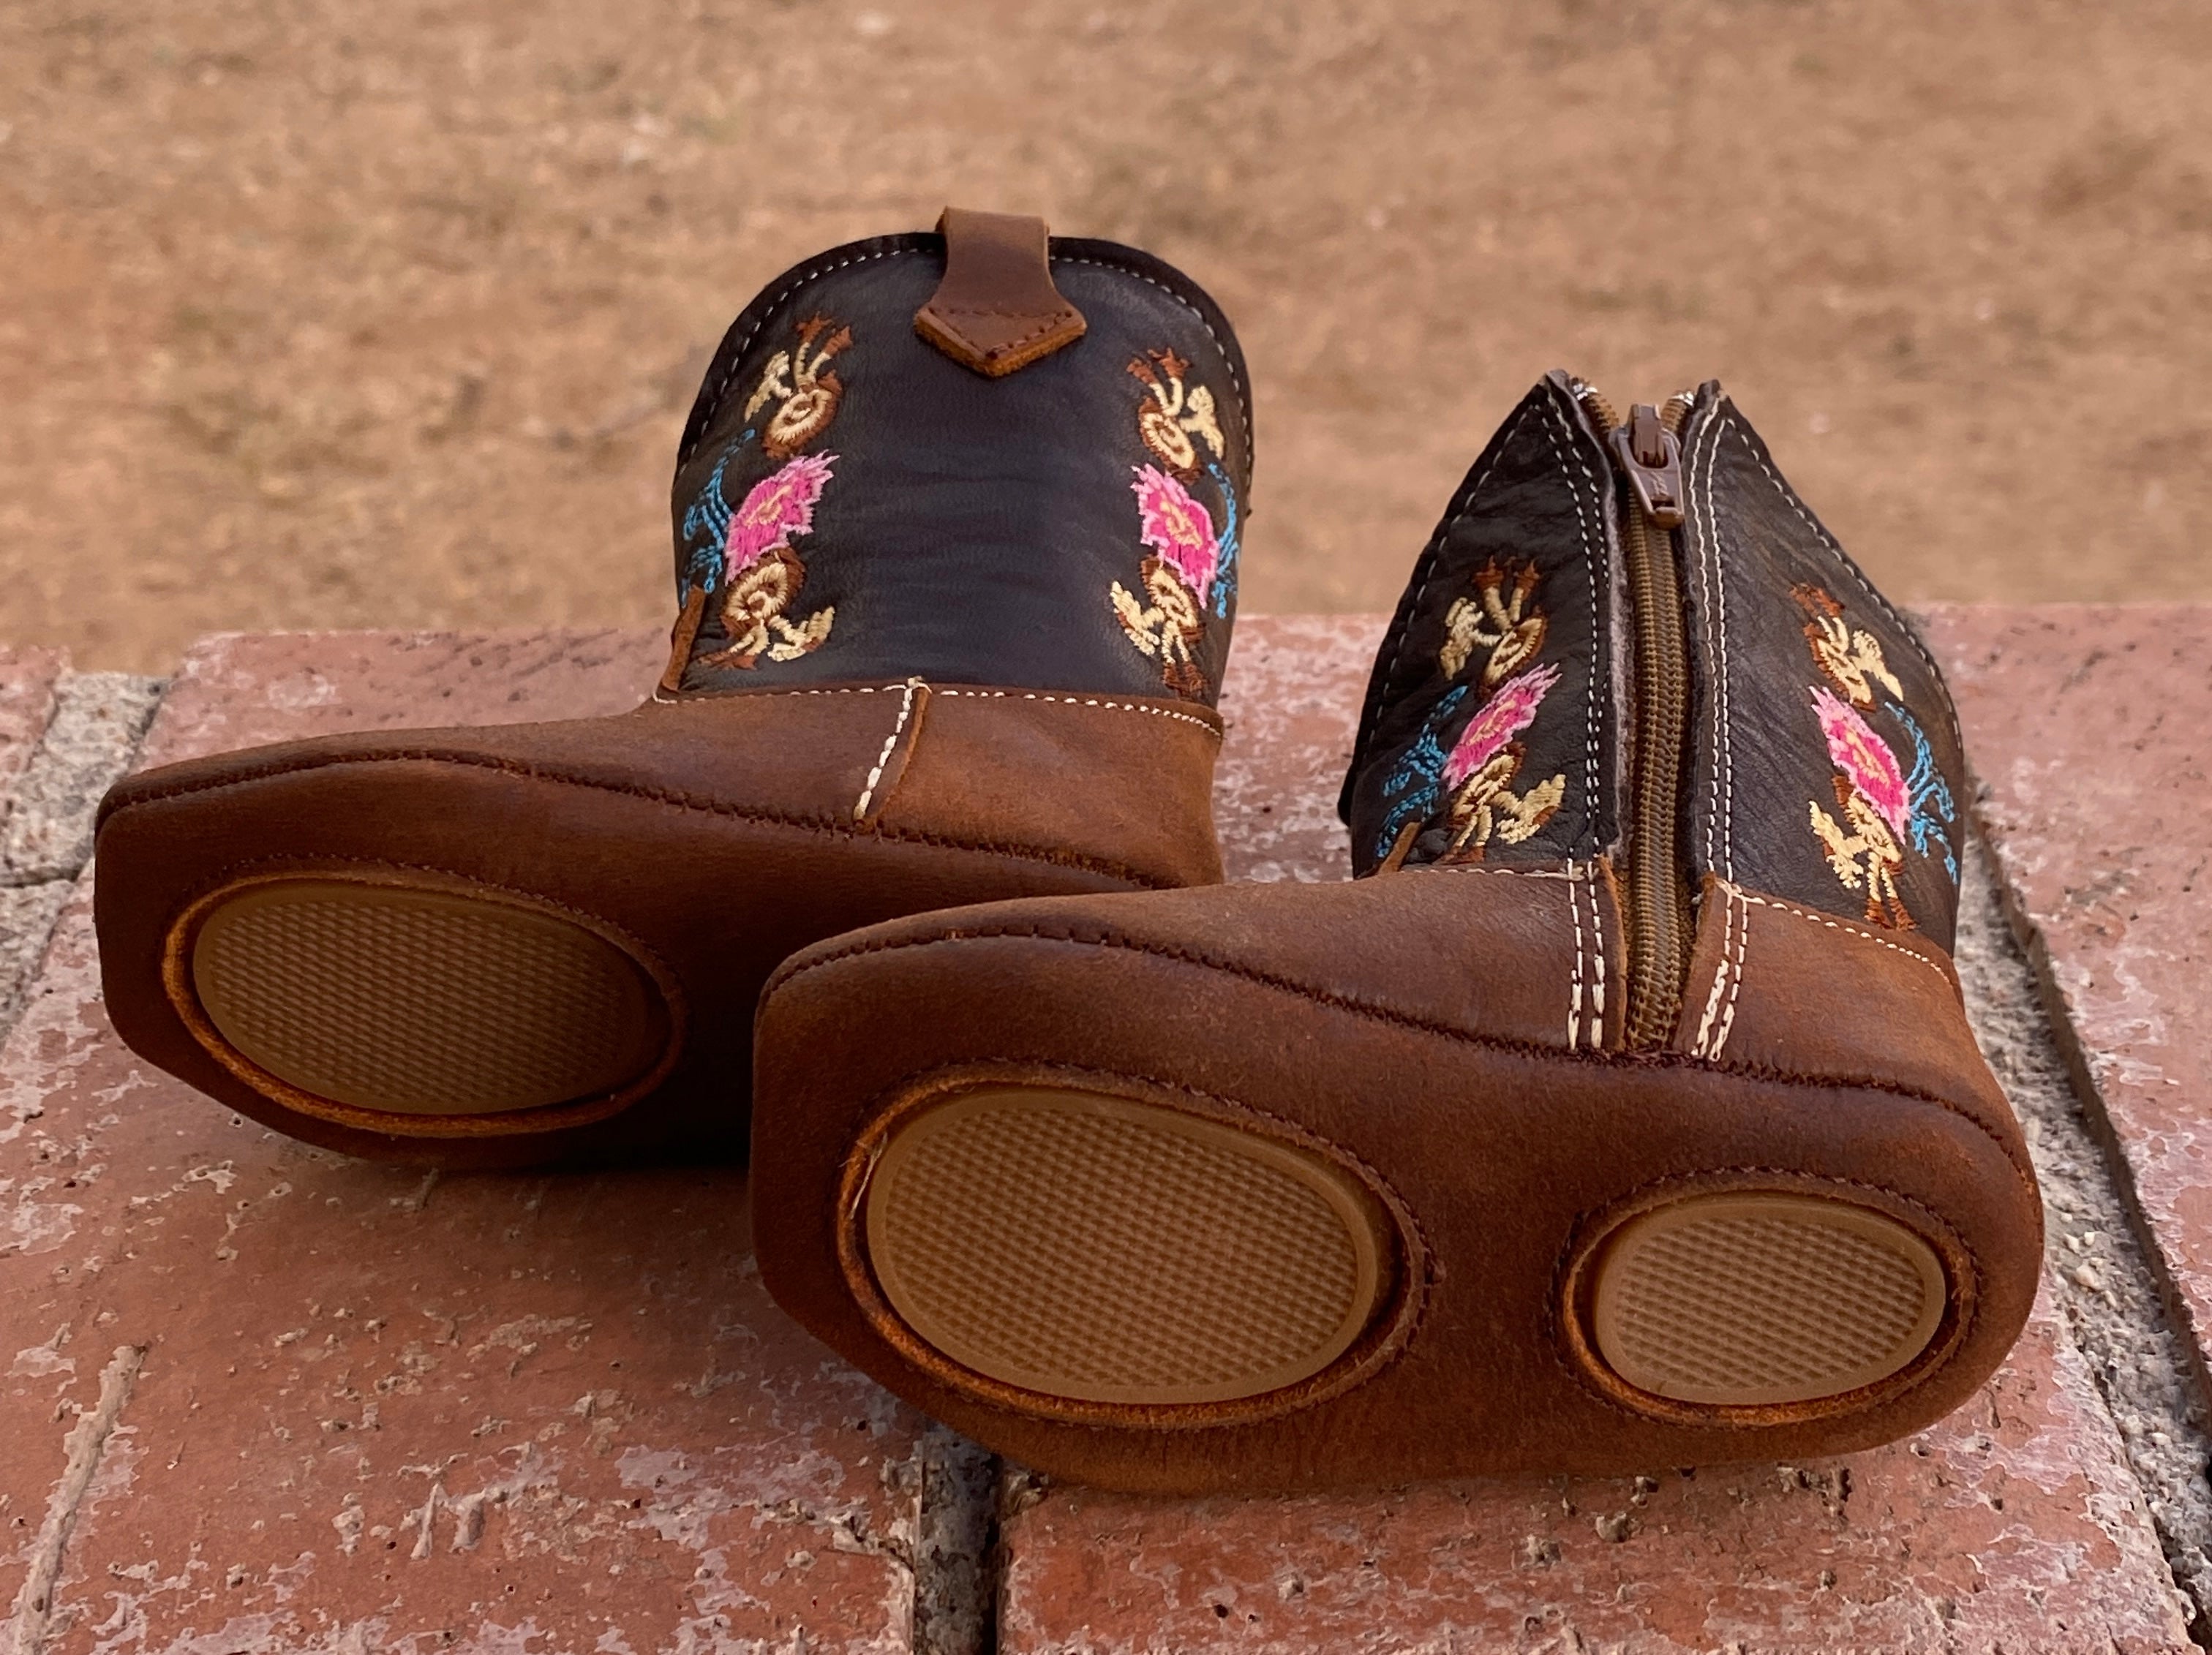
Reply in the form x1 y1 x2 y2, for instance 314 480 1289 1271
1589 1192 1948 1407
186 877 669 1120
862 1087 1391 1407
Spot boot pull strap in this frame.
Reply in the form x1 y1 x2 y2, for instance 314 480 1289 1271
914 207 1087 377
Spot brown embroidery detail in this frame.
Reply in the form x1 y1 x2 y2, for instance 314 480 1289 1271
1810 772 1913 930
702 550 835 669
1110 559 1208 700
661 584 709 693
1793 582 1900 708
1440 560 1549 689
1128 348 1225 476
745 314 852 459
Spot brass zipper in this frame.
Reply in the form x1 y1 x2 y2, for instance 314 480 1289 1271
1575 383 1696 1050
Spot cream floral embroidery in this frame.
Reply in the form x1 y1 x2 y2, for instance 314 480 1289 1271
1128 348 1225 475
1110 464 1219 700
1808 684 1914 927
744 314 852 460
701 453 838 668
1441 560 1549 689
1437 663 1568 862
1794 583 1900 708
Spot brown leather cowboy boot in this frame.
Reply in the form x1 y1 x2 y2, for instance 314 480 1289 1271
93 210 1249 1167
748 372 2041 1493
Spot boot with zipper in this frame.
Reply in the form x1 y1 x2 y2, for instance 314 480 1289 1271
749 370 2040 1492
93 209 1249 1167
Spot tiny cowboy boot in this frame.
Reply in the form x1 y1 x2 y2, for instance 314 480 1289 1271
748 372 2040 1493
94 209 1249 1167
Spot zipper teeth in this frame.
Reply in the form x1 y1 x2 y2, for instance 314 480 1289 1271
1574 382 1623 437
1582 382 1696 1052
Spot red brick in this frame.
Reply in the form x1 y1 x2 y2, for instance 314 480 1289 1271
1000 1300 2187 1654
0 644 67 794
3 630 922 1654
135 627 666 769
1213 615 1383 883
1928 605 2212 1371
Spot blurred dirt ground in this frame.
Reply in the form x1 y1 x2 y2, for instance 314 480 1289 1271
2 0 2208 672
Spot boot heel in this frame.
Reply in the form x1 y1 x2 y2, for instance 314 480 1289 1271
853 1086 1402 1412
170 872 677 1136
1577 1191 1952 1412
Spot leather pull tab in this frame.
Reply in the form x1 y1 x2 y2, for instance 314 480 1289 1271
914 208 1086 378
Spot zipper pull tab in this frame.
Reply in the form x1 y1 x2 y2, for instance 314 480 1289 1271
1609 403 1687 528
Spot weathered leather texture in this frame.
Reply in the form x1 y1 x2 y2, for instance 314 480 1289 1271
1339 374 1619 874
669 231 1251 706
95 685 1222 1167
1342 377 1965 954
1675 389 1967 949
750 867 2039 1490
748 374 2038 1490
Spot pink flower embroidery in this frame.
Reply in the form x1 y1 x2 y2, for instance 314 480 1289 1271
726 452 837 577
1812 684 1909 836
1131 464 1220 599
1444 663 1562 787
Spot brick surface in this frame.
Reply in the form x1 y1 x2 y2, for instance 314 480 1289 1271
2 628 922 1654
994 614 2194 1655
1927 607 2212 1358
1001 1304 2182 1654
5 617 2199 1653
0 646 66 800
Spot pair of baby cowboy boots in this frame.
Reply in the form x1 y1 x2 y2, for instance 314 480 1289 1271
95 210 2040 1495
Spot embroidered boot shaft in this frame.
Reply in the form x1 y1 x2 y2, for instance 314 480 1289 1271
664 214 1246 701
748 373 2039 1493
93 210 1249 1169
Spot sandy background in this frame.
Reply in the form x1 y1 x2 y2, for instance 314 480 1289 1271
3 0 2208 672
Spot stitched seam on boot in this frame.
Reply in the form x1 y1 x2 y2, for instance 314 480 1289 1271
685 247 1253 475
1540 401 1606 856
1565 860 1586 1051
853 678 923 822
685 247 911 465
769 923 2034 1193
1720 415 1965 758
1359 393 1548 770
101 755 1175 890
1735 890 1955 984
653 679 1222 737
1056 255 1252 480
1690 410 1738 885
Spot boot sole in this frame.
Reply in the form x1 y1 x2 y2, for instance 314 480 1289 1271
851 1085 1949 1418
171 872 679 1138
859 1086 1398 1408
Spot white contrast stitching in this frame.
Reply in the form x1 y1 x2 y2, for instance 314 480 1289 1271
1720 415 1963 755
1565 860 1587 1052
1371 397 1543 722
1425 864 1582 883
1711 883 1749 1055
1541 391 1606 853
683 248 914 465
854 676 923 822
658 679 1220 736
930 687 1220 736
1736 889 1953 984
1691 410 1737 884
1586 862 1609 1044
685 247 1254 480
1055 255 1252 480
